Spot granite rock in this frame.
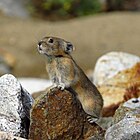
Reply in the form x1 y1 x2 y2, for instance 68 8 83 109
0 131 28 140
99 62 140 117
93 52 140 86
0 74 33 138
105 97 140 140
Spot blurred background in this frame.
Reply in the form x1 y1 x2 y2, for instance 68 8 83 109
0 0 140 78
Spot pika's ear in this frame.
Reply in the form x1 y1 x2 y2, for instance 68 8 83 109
65 42 75 53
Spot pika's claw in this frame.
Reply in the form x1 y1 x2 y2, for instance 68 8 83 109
87 116 99 123
48 83 65 91
57 83 65 90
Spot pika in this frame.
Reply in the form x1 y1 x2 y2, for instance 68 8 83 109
38 36 103 123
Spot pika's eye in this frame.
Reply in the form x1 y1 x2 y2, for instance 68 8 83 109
48 38 54 44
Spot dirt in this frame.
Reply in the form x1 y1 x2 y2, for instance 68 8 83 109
0 12 140 78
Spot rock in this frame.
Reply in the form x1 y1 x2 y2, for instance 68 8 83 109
0 74 33 138
29 88 104 140
112 98 140 125
93 52 140 86
105 97 140 140
19 78 51 95
105 110 140 140
99 62 140 117
0 131 28 140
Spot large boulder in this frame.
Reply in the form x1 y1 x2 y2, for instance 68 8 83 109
93 52 140 117
100 62 140 116
29 88 104 140
0 74 33 138
93 52 140 86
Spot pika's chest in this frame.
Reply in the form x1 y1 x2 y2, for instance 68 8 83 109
47 59 64 76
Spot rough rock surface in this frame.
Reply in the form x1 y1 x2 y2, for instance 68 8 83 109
0 131 28 140
112 98 140 125
93 52 140 86
99 62 140 117
29 88 104 140
0 74 33 138
105 97 140 140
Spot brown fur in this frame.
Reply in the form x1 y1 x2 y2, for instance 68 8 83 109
38 36 103 122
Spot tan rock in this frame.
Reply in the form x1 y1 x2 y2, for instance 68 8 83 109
93 52 140 86
99 62 140 117
29 88 104 140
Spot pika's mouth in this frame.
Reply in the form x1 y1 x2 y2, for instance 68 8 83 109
37 45 49 56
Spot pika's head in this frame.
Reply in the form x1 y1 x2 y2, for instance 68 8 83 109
38 36 75 57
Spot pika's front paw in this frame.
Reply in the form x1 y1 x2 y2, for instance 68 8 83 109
87 116 99 124
57 83 65 90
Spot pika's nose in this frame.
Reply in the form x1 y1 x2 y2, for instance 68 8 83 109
67 43 72 48
38 41 43 46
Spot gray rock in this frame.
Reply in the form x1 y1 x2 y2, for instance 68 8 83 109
0 74 33 138
0 131 28 140
105 111 140 140
105 97 140 140
93 52 140 86
123 98 140 109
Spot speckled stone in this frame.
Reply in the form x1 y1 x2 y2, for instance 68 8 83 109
105 97 140 140
0 74 33 138
99 62 140 117
29 88 104 140
93 52 140 86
